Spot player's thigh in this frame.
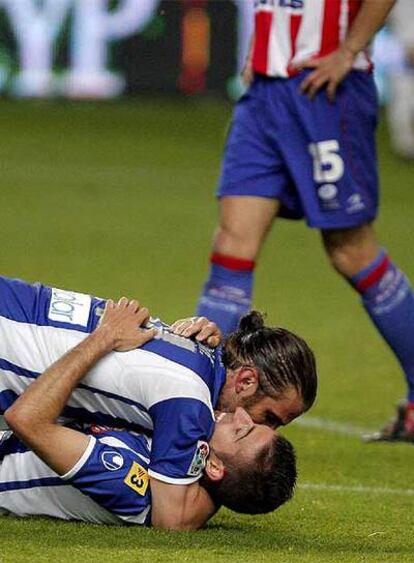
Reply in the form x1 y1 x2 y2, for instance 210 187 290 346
282 71 379 231
214 196 280 259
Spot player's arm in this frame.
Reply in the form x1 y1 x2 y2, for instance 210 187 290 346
170 316 222 348
241 33 255 87
297 0 397 100
150 478 217 531
4 299 157 475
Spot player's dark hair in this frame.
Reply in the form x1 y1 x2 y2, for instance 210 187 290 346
222 311 317 411
205 434 296 514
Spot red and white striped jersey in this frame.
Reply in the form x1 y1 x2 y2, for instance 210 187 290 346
252 0 372 78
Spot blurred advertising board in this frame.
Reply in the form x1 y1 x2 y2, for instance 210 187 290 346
0 0 253 99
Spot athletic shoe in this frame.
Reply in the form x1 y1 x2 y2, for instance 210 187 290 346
362 400 414 443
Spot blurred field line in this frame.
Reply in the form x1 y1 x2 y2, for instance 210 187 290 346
299 482 414 496
294 415 372 437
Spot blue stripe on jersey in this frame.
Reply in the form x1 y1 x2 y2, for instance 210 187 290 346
0 357 146 410
76 383 147 412
0 476 63 493
0 393 148 434
60 406 151 435
0 432 29 461
0 358 38 379
149 397 214 480
0 390 18 413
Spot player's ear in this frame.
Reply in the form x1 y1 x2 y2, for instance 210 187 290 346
205 453 225 482
235 366 259 397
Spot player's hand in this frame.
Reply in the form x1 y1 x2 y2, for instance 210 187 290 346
295 47 355 102
171 317 223 348
97 298 158 352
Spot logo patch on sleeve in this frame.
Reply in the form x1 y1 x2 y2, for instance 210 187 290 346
48 288 91 327
124 462 149 496
187 441 209 477
101 451 124 471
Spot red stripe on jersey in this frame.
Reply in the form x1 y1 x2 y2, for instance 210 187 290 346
319 0 341 57
287 13 303 76
355 257 390 293
252 11 273 75
290 14 302 56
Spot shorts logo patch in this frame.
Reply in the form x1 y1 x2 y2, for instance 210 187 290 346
101 451 124 471
317 183 338 201
48 288 91 327
187 441 209 477
124 462 149 496
346 193 365 214
317 184 340 210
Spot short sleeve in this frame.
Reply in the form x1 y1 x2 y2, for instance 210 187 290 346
61 434 151 524
148 398 215 485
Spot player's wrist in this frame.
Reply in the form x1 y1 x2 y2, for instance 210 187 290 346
340 43 359 60
88 325 117 355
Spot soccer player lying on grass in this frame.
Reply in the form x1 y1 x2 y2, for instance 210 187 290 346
0 275 316 529
1 300 296 528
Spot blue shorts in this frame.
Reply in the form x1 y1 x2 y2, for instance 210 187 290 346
218 71 379 229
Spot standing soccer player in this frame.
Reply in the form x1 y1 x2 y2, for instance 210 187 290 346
196 0 414 441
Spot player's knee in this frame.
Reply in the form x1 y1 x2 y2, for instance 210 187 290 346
326 244 357 276
323 226 379 278
213 225 259 260
325 240 377 278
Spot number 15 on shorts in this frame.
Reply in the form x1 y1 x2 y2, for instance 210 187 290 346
308 140 344 184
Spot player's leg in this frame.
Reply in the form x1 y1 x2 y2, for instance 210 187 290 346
196 77 293 335
322 224 414 440
197 196 279 335
276 69 414 438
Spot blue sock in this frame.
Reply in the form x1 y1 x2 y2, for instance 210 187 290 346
196 253 254 335
350 250 414 402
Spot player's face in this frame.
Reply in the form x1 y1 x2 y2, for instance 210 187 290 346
241 385 305 429
210 407 275 466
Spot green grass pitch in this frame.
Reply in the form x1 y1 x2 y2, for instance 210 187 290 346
0 98 413 562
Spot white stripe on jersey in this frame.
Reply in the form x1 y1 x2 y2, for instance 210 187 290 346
339 0 349 43
268 4 292 77
292 0 324 66
0 316 214 429
147 468 199 486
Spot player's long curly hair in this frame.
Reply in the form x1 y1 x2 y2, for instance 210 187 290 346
222 311 317 411
204 433 296 514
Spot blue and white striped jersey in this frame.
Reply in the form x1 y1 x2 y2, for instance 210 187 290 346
0 276 226 485
0 425 152 525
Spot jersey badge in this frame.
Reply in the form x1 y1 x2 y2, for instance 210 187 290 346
101 450 124 471
48 288 91 327
124 462 149 496
187 440 209 477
